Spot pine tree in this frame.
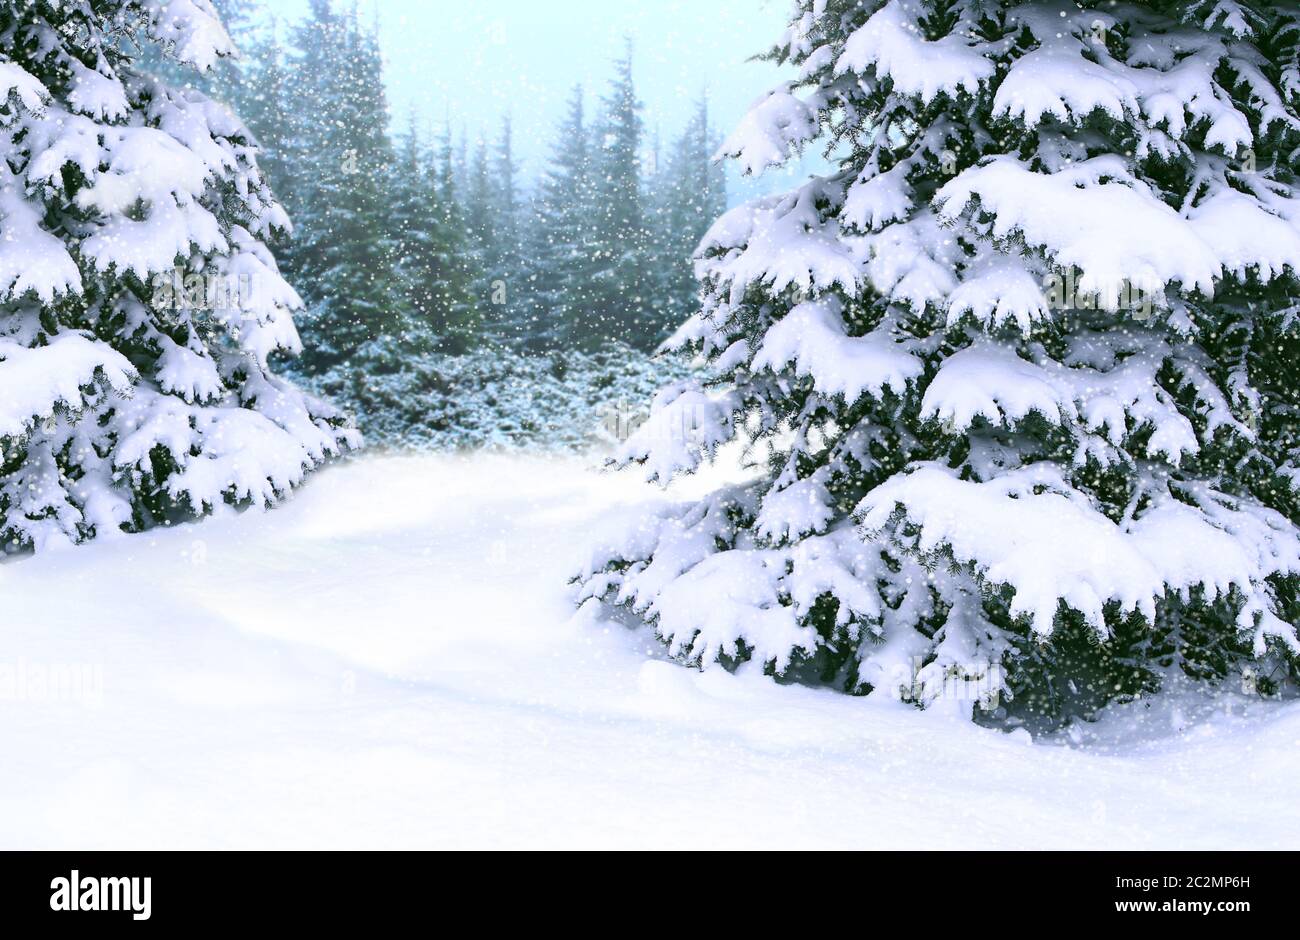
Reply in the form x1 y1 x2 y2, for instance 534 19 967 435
577 0 1300 723
235 16 294 210
433 123 482 342
462 135 499 323
388 118 473 351
493 116 520 259
454 128 471 201
523 86 598 351
485 115 526 343
0 0 354 551
284 0 413 373
648 95 727 338
589 41 655 349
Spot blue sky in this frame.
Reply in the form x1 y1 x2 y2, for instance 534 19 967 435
259 0 796 181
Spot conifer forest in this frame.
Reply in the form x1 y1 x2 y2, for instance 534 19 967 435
2 0 1299 860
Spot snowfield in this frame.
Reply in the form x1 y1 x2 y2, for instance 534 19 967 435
3 454 1299 850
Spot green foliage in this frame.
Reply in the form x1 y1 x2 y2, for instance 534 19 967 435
172 2 726 446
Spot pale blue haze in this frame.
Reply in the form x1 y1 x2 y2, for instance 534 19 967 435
259 0 797 184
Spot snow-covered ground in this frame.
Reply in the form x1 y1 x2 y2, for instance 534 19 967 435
3 454 1298 850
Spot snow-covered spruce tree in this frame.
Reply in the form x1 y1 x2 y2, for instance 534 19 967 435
589 43 657 351
647 96 728 338
388 118 474 352
477 116 528 347
576 0 1300 723
0 0 355 551
523 85 598 353
282 0 415 374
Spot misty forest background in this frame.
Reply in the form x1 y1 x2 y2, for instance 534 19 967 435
150 0 727 449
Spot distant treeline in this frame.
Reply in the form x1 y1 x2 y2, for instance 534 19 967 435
149 0 727 375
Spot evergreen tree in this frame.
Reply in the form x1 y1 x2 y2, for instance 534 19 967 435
0 0 353 550
388 119 474 352
486 116 526 343
648 95 727 337
462 134 499 323
578 0 1300 723
433 122 483 340
284 0 413 372
235 16 295 210
493 116 520 257
526 85 598 351
454 128 471 201
589 41 655 349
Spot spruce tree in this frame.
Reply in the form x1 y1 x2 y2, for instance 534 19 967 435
492 116 520 262
486 116 525 344
648 96 727 339
462 135 499 322
235 16 294 210
284 0 411 373
388 119 474 352
454 129 471 202
589 42 655 349
578 0 1300 723
0 0 354 550
433 123 482 343
526 85 598 351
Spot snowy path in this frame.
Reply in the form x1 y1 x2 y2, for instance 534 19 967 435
2 455 1298 849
